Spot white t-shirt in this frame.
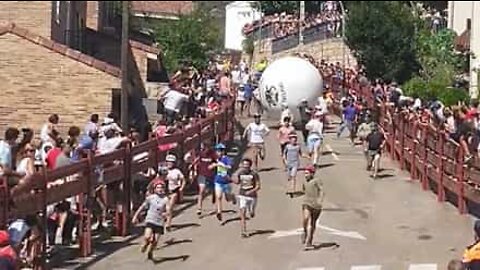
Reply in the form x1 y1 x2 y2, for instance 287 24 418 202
231 70 241 84
306 119 324 135
97 136 124 154
40 123 54 144
317 97 328 114
246 123 270 144
8 219 30 246
164 90 188 113
167 168 184 191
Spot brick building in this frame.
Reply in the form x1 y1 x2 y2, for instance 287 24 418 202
0 1 170 137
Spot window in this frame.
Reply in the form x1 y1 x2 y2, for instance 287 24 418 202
147 57 169 83
54 1 60 24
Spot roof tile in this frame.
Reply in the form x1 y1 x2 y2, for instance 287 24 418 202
0 22 121 78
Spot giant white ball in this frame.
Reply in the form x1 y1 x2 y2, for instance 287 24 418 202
258 56 323 120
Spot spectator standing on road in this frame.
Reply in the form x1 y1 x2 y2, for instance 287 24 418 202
301 165 324 250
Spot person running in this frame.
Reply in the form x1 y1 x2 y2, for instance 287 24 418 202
233 158 261 238
278 117 295 156
301 165 324 250
209 143 236 222
463 220 480 270
243 113 270 169
164 154 185 231
132 181 169 260
306 111 325 167
283 133 303 196
337 100 357 144
366 123 385 179
298 99 313 145
193 143 217 216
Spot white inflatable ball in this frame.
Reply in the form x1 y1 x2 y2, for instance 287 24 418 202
258 56 323 120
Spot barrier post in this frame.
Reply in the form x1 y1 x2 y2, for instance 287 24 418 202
410 119 417 181
438 131 446 202
79 152 94 257
399 112 406 170
120 143 132 236
457 147 467 214
421 124 430 191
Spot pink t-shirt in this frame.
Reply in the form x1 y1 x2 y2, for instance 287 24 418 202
278 126 295 144
219 76 231 94
156 126 177 152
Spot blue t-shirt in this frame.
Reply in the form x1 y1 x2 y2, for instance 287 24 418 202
343 106 356 122
214 155 232 184
244 84 253 99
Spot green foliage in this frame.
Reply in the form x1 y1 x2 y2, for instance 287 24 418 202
252 1 324 15
345 1 419 84
242 36 254 56
149 10 221 74
415 29 466 79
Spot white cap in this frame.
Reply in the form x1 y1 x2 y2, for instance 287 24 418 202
166 154 177 162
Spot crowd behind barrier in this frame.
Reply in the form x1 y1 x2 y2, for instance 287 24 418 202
243 2 343 41
351 78 480 216
0 97 235 268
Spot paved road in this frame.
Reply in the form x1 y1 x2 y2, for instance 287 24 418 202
62 118 475 270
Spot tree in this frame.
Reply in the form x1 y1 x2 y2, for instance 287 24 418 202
345 1 419 83
148 9 221 74
252 1 324 15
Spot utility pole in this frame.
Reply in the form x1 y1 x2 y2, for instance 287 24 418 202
299 1 305 45
121 1 130 130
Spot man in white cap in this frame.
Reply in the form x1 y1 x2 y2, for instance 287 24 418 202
306 111 325 167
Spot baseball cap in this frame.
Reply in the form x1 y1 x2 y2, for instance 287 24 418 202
166 154 177 162
215 143 226 150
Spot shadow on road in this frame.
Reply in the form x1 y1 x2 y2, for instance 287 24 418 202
312 242 340 250
171 223 200 232
152 255 190 265
248 229 275 237
258 167 279 173
161 238 193 248
374 173 395 180
317 163 335 169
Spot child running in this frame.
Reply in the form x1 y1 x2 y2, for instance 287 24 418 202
132 181 170 260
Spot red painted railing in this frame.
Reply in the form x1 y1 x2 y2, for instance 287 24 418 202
353 81 480 215
0 98 236 268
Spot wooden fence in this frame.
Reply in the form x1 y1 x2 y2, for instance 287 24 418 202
0 98 236 268
354 81 480 215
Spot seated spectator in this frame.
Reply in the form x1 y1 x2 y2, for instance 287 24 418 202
0 128 23 186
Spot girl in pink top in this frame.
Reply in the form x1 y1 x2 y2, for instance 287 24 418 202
278 117 296 156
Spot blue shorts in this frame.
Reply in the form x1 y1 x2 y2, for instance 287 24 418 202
287 163 299 177
215 182 231 194
307 134 323 153
198 175 213 189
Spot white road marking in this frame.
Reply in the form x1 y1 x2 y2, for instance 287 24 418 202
408 264 437 270
296 268 325 270
325 144 339 161
351 266 382 270
268 223 366 240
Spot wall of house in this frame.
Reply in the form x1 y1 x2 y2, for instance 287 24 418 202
0 1 52 38
0 33 119 136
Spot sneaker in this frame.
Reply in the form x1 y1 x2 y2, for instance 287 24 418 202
304 244 315 251
196 209 202 216
147 251 153 260
250 212 255 219
241 232 249 238
216 212 222 222
140 242 149 253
